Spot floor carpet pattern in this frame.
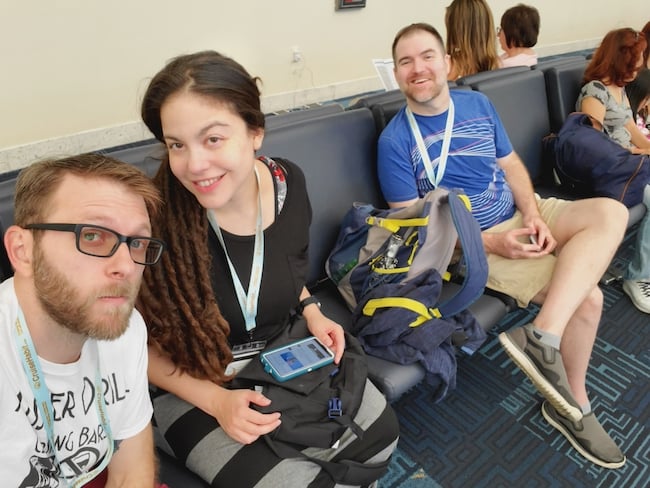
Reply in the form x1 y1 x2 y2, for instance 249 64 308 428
380 229 649 487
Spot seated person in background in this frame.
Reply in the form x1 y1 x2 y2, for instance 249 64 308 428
0 154 161 487
642 21 650 68
576 28 650 313
498 3 540 67
445 0 501 80
378 22 628 469
626 68 650 138
136 50 399 487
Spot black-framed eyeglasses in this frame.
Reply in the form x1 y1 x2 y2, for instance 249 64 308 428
24 223 165 265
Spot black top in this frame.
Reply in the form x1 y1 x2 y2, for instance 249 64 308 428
209 158 312 345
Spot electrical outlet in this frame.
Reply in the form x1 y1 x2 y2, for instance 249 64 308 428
291 46 303 64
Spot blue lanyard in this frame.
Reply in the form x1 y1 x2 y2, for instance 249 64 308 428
208 166 264 336
12 308 114 487
406 98 455 188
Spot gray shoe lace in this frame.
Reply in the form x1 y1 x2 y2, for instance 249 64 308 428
639 281 650 297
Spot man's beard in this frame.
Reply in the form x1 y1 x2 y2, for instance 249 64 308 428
405 82 444 107
32 245 139 341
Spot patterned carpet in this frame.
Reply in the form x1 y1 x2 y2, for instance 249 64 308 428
380 228 650 488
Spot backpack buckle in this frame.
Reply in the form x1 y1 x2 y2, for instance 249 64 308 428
328 397 342 418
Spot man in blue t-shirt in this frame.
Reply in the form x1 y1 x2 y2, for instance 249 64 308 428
378 22 628 469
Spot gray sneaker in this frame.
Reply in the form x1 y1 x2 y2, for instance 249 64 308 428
499 323 582 422
541 401 626 469
622 279 650 314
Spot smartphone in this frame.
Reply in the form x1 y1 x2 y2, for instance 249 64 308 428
260 336 335 382
529 234 538 246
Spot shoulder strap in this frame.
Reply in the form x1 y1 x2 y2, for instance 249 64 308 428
434 190 488 318
405 98 455 188
262 436 390 485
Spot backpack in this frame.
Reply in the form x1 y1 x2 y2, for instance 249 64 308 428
326 187 488 323
547 112 650 208
228 319 389 485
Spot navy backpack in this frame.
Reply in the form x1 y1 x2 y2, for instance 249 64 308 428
550 112 650 207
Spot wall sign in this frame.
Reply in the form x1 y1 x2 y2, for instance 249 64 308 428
336 0 366 9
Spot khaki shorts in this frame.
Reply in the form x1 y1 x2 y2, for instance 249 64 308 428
485 196 569 307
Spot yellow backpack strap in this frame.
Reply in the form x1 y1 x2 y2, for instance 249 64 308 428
362 297 441 327
365 216 429 233
457 193 472 211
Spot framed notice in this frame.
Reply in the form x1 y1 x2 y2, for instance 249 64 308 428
336 0 366 9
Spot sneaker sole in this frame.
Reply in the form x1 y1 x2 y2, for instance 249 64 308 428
541 402 627 469
499 332 583 422
622 282 650 314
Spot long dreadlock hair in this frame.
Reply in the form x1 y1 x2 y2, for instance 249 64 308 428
137 159 233 383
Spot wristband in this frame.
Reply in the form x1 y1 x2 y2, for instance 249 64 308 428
296 296 321 315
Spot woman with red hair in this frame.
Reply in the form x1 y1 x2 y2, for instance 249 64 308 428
642 21 650 67
576 28 650 313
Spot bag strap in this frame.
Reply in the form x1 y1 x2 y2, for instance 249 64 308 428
365 215 429 233
434 190 488 318
262 436 389 485
362 296 442 326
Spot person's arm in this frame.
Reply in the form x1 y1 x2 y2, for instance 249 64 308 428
298 287 346 363
148 346 281 444
578 96 607 126
626 118 650 153
106 423 155 487
387 197 419 209
377 127 421 207
482 151 555 258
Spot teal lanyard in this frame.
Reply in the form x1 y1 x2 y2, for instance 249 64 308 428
12 308 113 487
207 166 264 337
406 97 455 188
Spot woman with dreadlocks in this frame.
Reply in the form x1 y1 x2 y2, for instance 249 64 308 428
136 50 398 487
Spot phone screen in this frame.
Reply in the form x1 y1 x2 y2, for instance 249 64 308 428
262 337 333 380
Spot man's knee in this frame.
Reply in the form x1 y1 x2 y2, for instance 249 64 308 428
591 198 628 238
576 286 604 325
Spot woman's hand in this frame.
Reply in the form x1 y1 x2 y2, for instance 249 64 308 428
305 313 346 364
209 386 281 445
630 146 650 155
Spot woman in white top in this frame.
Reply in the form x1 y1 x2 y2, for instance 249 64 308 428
498 4 540 68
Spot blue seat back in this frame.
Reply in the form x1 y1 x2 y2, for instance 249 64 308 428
545 59 588 132
0 174 18 281
456 66 530 86
265 103 344 130
260 108 382 287
533 55 586 73
99 140 164 177
472 69 551 184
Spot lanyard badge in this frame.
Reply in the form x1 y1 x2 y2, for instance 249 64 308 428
12 308 114 487
208 166 265 337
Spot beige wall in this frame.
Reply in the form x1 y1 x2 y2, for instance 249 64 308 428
1 0 647 169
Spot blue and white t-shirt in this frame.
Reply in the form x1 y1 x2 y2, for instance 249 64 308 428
378 89 515 230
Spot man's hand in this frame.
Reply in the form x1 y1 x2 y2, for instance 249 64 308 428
483 226 554 259
521 215 556 254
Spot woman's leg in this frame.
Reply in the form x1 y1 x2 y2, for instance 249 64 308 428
152 380 399 488
624 184 650 312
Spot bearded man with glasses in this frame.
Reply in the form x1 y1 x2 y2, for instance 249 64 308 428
0 153 165 487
